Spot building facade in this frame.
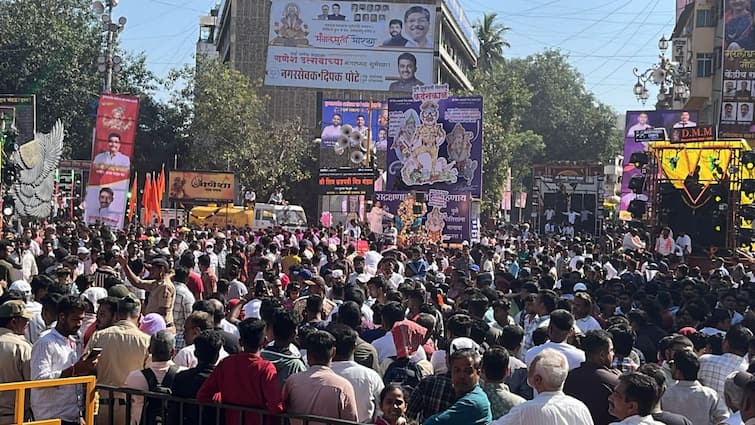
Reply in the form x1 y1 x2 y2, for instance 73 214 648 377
672 0 722 124
210 0 478 133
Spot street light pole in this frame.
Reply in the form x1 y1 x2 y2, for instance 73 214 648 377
632 36 690 109
94 0 126 93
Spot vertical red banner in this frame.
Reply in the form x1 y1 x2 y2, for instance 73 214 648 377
84 93 139 228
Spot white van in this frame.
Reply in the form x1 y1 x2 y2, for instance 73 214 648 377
252 203 308 232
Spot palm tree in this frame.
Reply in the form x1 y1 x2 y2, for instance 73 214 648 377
474 13 510 72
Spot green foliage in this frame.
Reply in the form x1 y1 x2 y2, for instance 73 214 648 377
172 58 316 199
474 13 511 72
0 0 102 157
466 49 621 215
510 50 622 162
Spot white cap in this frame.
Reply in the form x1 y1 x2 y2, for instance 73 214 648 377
9 280 31 295
574 283 588 292
449 337 480 355
331 269 344 279
77 247 90 255
80 287 108 312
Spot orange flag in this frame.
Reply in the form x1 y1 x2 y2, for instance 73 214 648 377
142 174 153 225
153 171 163 224
127 172 138 223
157 164 165 204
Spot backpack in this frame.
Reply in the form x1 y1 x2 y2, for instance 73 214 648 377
140 365 178 425
382 356 424 398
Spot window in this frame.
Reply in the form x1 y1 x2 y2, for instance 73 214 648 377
696 9 715 27
696 53 713 77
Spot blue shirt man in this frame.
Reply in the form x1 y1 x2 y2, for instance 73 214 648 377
423 347 492 425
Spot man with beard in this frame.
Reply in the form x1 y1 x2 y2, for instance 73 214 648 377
30 296 99 425
382 19 408 46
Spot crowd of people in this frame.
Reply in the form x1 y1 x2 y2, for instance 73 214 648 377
4 219 755 425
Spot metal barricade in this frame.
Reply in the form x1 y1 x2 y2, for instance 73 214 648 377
0 375 97 425
96 384 361 425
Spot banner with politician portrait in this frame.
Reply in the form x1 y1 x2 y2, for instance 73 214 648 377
372 191 470 244
84 93 139 229
264 0 435 91
721 0 755 140
320 99 387 170
620 110 699 213
385 96 483 198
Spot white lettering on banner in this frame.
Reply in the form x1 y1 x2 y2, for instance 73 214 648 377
265 0 435 91
375 192 408 202
444 108 483 123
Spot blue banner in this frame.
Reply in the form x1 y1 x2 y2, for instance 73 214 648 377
385 96 483 198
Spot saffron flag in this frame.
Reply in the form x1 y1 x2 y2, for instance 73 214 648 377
127 172 137 223
142 174 153 225
152 171 162 224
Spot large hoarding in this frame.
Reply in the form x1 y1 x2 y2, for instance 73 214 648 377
621 110 699 212
385 96 483 198
84 94 139 229
373 190 470 243
721 0 755 140
320 99 387 170
265 0 435 92
168 171 235 203
0 95 35 144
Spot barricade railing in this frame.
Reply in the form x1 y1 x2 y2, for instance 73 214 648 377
0 375 97 425
96 384 362 425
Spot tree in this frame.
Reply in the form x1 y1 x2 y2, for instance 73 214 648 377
0 0 174 165
474 13 510 72
173 58 316 202
0 0 102 157
464 66 544 214
510 50 622 162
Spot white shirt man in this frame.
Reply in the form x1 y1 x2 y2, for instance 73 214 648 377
331 360 384 422
173 344 229 368
10 247 37 283
525 340 586 371
563 210 580 225
676 233 692 256
576 316 603 333
493 349 594 425
92 150 130 169
30 329 81 423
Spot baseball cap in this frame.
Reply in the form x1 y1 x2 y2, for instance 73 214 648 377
449 337 481 355
9 280 31 296
331 269 344 279
0 300 33 320
573 283 588 292
81 287 108 311
117 294 141 312
293 269 313 280
77 247 91 255
108 284 131 299
150 258 170 269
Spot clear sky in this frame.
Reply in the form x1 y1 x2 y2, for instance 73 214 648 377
114 0 676 114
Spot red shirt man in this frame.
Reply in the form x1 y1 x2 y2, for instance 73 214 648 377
197 318 282 425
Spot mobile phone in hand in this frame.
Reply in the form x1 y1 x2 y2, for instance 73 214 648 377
87 348 103 360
